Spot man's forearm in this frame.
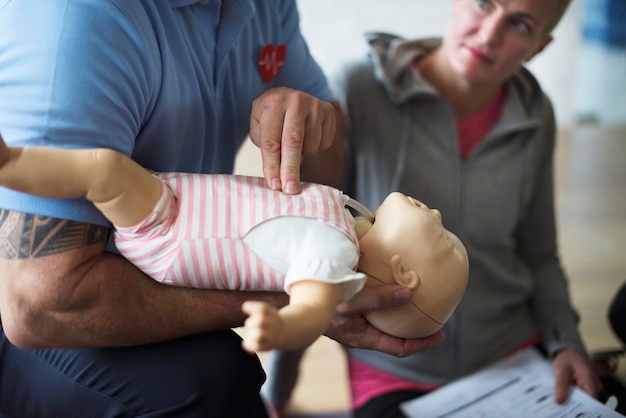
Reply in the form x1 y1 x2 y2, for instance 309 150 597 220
1 250 289 349
0 211 288 349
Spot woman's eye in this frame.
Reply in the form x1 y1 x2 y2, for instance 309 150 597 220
511 18 531 34
477 0 492 10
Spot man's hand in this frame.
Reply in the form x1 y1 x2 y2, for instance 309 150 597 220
552 348 602 404
250 87 336 194
324 285 445 357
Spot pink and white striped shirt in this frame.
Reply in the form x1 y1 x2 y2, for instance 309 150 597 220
114 174 366 300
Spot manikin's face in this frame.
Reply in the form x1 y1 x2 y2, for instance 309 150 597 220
399 196 465 270
357 193 469 338
442 0 555 85
359 193 466 271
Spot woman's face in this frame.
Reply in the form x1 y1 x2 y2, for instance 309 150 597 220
443 0 556 85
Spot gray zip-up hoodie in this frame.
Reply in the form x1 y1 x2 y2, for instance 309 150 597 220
335 33 586 385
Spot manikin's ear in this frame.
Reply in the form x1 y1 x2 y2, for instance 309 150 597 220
390 255 419 289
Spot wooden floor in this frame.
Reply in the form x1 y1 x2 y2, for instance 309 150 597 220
235 124 626 416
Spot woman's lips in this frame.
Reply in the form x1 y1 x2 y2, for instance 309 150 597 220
466 45 493 64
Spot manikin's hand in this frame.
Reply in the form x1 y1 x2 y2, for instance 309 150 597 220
552 348 602 404
241 301 285 353
325 285 445 357
250 87 336 195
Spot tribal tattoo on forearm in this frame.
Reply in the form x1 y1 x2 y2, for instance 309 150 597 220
0 210 109 259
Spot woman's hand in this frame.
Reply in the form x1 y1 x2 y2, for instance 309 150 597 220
552 348 602 403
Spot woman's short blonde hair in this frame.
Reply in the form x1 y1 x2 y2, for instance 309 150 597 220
545 0 572 34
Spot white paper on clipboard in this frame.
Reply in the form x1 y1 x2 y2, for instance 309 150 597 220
400 347 625 418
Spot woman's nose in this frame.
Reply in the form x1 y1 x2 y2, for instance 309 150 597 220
479 13 505 46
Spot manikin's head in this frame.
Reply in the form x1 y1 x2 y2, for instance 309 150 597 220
355 193 469 338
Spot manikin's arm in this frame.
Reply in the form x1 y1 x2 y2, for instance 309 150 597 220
241 280 342 352
0 138 161 227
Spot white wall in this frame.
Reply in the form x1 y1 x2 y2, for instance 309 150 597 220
296 0 583 126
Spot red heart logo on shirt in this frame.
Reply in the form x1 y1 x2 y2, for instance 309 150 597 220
258 44 287 84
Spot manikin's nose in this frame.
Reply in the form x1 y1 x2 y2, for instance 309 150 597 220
409 197 442 220
409 197 427 208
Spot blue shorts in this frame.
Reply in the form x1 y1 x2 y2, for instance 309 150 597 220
0 321 268 417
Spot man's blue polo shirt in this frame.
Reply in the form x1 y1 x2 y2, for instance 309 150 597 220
0 0 332 227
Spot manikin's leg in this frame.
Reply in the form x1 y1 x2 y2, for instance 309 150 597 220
0 135 160 227
262 349 305 418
